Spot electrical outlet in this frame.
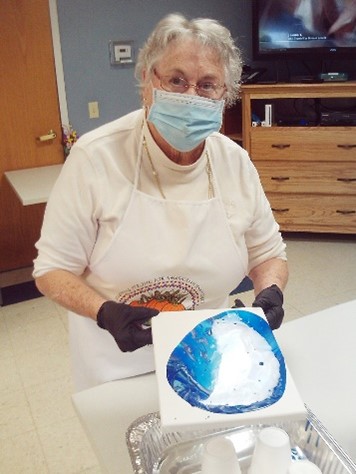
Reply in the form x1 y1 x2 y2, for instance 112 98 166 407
88 101 99 119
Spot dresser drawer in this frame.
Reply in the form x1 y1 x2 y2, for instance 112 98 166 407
250 127 356 162
256 161 356 195
267 194 356 233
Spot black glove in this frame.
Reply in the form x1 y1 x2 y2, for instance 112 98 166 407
97 301 159 352
232 298 245 308
252 284 284 330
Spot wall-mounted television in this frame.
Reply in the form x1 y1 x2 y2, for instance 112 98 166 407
252 0 356 60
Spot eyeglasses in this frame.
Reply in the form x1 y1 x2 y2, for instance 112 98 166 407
154 70 225 99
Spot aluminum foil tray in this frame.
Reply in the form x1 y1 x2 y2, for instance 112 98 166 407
126 407 356 474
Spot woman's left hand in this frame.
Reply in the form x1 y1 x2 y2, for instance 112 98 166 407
252 284 284 330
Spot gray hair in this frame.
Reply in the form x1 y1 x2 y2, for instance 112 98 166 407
135 13 243 107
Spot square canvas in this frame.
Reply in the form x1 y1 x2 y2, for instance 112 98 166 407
152 307 306 433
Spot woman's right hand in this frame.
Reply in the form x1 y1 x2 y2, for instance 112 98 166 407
97 301 159 351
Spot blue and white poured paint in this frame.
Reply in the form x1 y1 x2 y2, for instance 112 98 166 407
166 309 286 414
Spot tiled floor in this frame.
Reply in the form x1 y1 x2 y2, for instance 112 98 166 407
1 233 355 473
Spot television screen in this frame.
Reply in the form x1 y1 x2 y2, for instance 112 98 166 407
252 0 356 59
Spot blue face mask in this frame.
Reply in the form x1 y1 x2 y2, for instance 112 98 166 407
147 89 225 152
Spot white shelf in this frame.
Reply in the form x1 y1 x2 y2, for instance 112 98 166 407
5 164 63 206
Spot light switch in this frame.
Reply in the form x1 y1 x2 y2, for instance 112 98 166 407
88 101 99 119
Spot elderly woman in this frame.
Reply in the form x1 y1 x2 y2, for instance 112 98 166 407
33 13 288 391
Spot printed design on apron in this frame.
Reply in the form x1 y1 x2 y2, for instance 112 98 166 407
115 275 204 311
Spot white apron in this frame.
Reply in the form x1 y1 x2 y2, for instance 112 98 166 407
69 140 248 392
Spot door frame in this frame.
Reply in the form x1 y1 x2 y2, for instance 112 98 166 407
49 0 69 126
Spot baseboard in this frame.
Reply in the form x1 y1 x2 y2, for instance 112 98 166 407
0 280 42 306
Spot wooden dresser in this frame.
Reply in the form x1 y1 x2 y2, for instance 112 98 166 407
240 82 356 234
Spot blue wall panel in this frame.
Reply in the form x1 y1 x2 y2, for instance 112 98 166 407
57 0 251 134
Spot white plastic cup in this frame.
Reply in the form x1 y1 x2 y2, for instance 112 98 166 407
288 460 322 473
201 437 242 474
249 427 291 474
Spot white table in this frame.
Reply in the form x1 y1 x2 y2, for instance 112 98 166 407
277 301 356 462
72 300 356 473
4 164 63 205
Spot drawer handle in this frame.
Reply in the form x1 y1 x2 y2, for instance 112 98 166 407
271 144 291 149
337 144 356 150
337 178 356 183
271 176 290 181
336 210 356 215
271 208 290 213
